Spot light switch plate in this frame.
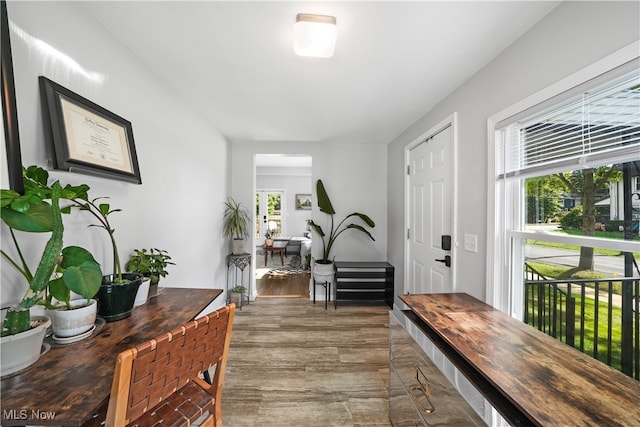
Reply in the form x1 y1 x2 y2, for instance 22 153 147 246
463 234 478 253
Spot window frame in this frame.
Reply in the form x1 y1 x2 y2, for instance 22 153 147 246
487 41 640 316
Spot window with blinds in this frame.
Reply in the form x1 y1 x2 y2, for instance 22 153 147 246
498 70 640 178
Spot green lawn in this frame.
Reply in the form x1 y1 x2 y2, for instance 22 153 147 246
526 228 640 259
526 281 624 371
527 231 640 376
563 229 640 241
526 261 625 294
573 293 623 370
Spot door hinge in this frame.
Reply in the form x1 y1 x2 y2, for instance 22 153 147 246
407 165 411 175
407 228 410 239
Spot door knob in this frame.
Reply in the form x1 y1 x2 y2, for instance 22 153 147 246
435 255 451 267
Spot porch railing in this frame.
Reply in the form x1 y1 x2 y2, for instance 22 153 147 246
524 263 640 380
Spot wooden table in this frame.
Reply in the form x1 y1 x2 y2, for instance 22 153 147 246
263 241 287 266
400 293 640 426
0 288 223 426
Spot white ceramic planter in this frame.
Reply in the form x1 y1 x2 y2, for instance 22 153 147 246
311 262 335 301
134 277 151 307
232 238 244 255
46 299 97 338
313 261 335 283
1 315 51 377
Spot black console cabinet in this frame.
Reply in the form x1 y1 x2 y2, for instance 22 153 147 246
333 261 394 308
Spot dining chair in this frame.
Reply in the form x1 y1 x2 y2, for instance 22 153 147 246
85 303 235 427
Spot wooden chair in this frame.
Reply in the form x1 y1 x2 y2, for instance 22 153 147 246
86 303 235 427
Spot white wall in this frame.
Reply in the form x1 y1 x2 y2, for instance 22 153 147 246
256 168 312 237
232 141 387 294
2 2 230 308
387 1 640 305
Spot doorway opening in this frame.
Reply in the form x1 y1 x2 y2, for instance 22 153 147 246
254 154 313 298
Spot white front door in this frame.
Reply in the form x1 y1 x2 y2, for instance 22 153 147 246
407 125 453 294
256 190 285 245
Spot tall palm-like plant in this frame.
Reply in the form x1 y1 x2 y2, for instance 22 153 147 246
223 197 251 255
306 179 375 263
222 197 251 240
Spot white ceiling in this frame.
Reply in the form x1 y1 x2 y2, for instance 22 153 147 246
79 1 558 149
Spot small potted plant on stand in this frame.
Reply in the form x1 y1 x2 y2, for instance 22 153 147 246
1 166 102 376
223 197 251 255
126 248 174 302
73 196 142 321
229 285 246 309
306 179 375 298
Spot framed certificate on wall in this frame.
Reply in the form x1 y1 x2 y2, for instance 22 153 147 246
39 76 142 184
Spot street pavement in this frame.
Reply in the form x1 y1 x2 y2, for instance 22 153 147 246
525 244 639 277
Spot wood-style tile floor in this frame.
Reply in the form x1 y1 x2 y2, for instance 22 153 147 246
221 297 392 426
255 271 311 298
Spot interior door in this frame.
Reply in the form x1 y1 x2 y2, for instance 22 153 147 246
408 125 453 294
256 190 284 244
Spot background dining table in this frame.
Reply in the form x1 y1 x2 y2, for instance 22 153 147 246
0 287 223 426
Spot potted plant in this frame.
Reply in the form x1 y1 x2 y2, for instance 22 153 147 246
1 166 102 375
264 229 273 247
72 196 142 321
306 179 375 285
223 197 251 255
126 248 174 301
229 285 246 308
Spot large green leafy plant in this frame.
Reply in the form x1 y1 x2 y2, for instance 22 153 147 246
1 166 102 336
306 179 375 263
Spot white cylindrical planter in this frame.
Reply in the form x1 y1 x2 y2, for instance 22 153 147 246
134 277 151 307
1 315 51 377
46 299 97 338
310 261 335 301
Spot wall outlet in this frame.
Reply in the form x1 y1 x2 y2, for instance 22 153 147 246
463 234 478 253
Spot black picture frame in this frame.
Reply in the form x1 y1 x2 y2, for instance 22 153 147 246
1 0 25 193
39 76 142 184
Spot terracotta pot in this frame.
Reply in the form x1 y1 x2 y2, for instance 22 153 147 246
265 239 274 247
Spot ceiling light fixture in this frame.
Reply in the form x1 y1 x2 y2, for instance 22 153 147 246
293 13 337 58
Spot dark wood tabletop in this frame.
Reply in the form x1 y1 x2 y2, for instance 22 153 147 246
400 293 640 427
0 287 223 426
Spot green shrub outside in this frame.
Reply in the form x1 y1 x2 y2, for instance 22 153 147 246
559 205 583 230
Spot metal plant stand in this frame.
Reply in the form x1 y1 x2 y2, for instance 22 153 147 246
226 253 251 306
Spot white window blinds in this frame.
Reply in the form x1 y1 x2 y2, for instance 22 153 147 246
498 69 640 178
